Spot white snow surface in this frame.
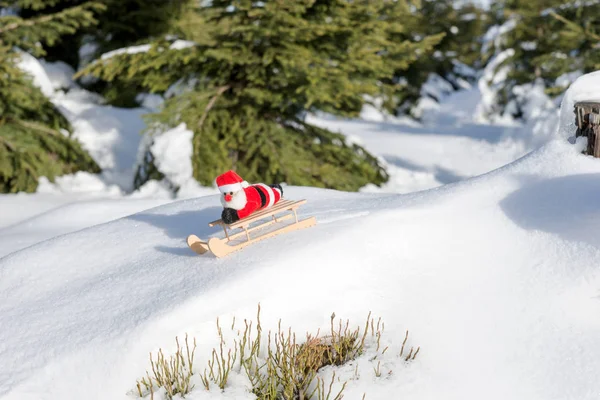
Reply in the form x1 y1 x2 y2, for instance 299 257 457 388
15 51 55 97
3 139 600 400
17 53 152 191
6 51 600 400
39 60 76 91
101 44 152 60
306 98 533 194
100 40 196 60
52 88 148 190
558 70 600 140
149 123 195 188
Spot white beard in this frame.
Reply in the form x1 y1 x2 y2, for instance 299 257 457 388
220 189 247 210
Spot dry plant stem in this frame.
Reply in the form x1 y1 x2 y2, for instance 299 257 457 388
359 311 371 350
316 372 346 400
374 361 382 377
136 306 419 399
140 334 196 399
399 330 409 357
411 347 421 360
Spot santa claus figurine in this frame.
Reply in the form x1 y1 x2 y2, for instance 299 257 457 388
216 170 283 224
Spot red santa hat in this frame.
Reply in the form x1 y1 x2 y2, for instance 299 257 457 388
215 170 249 193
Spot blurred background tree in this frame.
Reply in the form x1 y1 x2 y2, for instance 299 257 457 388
384 0 488 117
80 0 443 191
484 0 600 118
0 0 103 193
16 0 189 106
2 0 598 194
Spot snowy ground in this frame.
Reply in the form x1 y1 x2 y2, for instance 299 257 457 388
2 55 545 256
308 108 527 193
3 139 600 400
2 55 600 399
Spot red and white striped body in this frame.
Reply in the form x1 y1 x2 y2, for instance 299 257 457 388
234 183 282 220
220 182 282 221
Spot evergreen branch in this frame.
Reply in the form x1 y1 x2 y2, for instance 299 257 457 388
10 118 60 137
0 2 104 36
0 15 53 36
550 11 600 41
198 85 231 131
0 135 15 151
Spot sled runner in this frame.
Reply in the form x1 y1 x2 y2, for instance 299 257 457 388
186 199 316 258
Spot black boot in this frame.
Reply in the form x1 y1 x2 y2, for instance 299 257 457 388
221 208 240 224
270 183 283 197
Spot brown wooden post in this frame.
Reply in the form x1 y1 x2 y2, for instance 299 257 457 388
574 102 600 157
592 114 600 158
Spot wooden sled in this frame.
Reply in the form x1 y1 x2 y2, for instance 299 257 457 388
186 199 316 258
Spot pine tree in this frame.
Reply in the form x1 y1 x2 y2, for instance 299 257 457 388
548 8 600 84
80 0 442 192
384 0 487 116
0 1 103 193
15 0 189 106
487 0 599 118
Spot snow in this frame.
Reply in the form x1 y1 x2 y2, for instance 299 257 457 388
16 53 153 191
558 70 600 140
0 195 171 258
306 103 529 193
100 40 196 60
136 93 165 110
15 51 55 97
555 70 584 90
168 40 196 50
101 44 152 60
475 48 516 123
37 173 123 196
149 123 195 189
52 88 148 190
3 139 600 400
6 44 600 400
481 20 517 56
78 39 100 69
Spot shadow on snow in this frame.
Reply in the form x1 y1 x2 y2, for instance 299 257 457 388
127 206 222 257
500 173 600 248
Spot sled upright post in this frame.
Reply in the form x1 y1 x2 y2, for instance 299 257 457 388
187 199 316 258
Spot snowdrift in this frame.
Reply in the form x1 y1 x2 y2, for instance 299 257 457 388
2 139 600 400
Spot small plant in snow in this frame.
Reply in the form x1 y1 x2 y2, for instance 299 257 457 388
200 317 237 391
132 305 420 399
135 334 196 400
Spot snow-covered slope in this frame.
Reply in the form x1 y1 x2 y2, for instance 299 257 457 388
0 196 173 258
5 40 600 400
2 138 600 400
308 110 527 194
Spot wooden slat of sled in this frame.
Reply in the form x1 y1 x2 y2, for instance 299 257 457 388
207 215 317 258
229 199 304 229
224 213 295 242
208 199 305 228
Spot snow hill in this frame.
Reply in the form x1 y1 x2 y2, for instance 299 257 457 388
3 52 600 399
2 138 600 400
